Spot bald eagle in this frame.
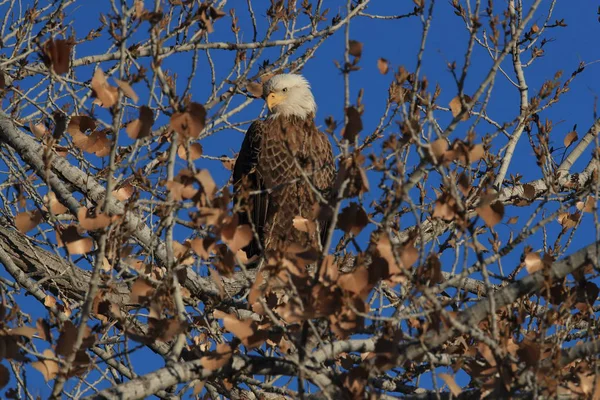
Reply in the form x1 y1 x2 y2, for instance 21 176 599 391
233 74 335 259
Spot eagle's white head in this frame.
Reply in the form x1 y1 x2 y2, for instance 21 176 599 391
262 74 316 119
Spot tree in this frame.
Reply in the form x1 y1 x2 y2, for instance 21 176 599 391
0 0 598 398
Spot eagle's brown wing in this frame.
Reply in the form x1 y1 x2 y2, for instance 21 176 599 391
234 116 335 258
232 120 267 258
257 116 335 253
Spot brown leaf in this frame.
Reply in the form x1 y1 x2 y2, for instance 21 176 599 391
177 142 203 161
86 131 112 157
248 271 265 308
457 173 471 196
214 244 235 277
8 326 37 339
319 255 339 284
478 342 497 367
377 235 418 273
100 257 112 272
259 73 276 84
30 122 49 138
564 130 578 147
577 196 597 213
221 158 235 170
126 106 154 139
92 292 121 323
55 321 94 358
195 169 217 200
416 254 444 285
190 237 217 260
130 278 154 304
439 373 462 396
36 319 52 342
335 154 370 197
337 203 369 235
32 349 59 382
476 201 504 228
43 38 72 75
78 207 112 231
215 311 266 349
442 141 484 165
68 115 97 136
236 248 252 265
331 297 365 338
522 183 536 200
449 95 472 121
193 207 225 226
44 296 57 308
246 82 263 98
275 299 312 324
149 318 187 342
558 212 579 229
348 40 363 58
44 192 68 214
0 336 25 361
91 69 118 108
430 138 448 163
134 0 145 19
209 6 227 20
173 240 194 266
112 183 134 201
71 133 90 151
343 107 363 142
200 343 232 371
377 58 389 74
56 226 93 255
220 215 242 245
517 337 540 367
165 180 198 202
68 117 112 157
507 216 519 224
114 79 139 103
293 216 316 235
468 144 485 163
68 349 91 378
15 210 43 233
0 364 9 389
170 102 206 139
524 252 543 274
390 83 408 104
433 193 457 221
222 225 253 254
198 8 214 33
56 321 77 356
338 266 374 300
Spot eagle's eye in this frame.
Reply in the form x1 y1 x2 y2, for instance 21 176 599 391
282 87 288 93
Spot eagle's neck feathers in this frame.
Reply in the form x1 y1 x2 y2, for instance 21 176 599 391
266 113 316 126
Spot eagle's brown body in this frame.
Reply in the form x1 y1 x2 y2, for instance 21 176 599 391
233 114 335 258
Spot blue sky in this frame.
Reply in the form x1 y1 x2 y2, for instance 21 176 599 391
4 0 600 397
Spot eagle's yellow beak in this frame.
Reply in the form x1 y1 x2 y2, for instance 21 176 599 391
266 92 286 111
